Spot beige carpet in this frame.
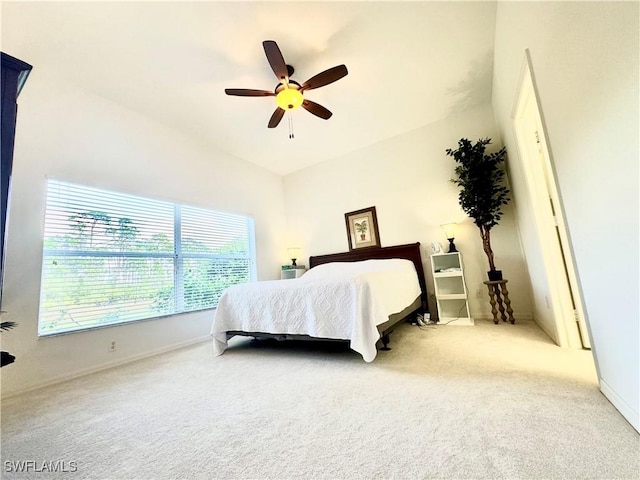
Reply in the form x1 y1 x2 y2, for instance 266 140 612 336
1 319 638 480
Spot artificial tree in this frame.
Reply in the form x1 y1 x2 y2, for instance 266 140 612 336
446 138 509 281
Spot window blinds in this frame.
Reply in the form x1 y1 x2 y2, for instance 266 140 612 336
38 180 256 335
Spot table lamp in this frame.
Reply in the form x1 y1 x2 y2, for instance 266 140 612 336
287 247 301 267
440 223 458 253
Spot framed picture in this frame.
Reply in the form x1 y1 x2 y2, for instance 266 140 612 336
344 206 381 251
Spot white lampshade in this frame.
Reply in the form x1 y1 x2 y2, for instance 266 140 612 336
440 223 457 239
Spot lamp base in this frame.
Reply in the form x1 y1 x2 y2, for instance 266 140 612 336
291 258 297 267
447 238 458 253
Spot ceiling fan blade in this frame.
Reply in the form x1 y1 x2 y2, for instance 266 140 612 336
300 65 348 92
268 108 285 128
225 88 274 97
263 40 289 81
302 99 333 120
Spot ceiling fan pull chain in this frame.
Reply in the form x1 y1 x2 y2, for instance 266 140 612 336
288 114 294 139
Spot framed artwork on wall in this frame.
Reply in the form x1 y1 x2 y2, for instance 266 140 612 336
344 206 381 251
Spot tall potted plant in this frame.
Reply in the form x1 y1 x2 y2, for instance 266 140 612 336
446 138 509 281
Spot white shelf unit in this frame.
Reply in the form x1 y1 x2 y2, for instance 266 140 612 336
431 252 473 326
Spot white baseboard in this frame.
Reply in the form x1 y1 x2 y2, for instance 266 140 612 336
600 378 640 433
2 335 212 399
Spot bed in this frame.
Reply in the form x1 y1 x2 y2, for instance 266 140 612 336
211 242 428 361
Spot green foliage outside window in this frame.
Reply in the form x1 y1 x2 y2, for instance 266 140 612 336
39 209 252 334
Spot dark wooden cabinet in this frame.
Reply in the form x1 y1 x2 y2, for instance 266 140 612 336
1 52 32 306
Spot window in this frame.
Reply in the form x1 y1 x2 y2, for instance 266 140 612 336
38 180 256 335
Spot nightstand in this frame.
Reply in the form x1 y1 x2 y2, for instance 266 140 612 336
281 267 306 280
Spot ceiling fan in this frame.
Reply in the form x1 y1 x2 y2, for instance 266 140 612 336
225 40 348 129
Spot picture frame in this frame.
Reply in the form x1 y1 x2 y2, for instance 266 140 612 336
344 206 381 251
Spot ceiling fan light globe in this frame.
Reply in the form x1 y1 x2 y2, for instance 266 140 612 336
276 88 303 110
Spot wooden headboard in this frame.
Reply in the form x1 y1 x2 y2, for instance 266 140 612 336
309 243 428 311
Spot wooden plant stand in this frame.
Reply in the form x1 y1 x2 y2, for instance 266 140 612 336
483 280 515 324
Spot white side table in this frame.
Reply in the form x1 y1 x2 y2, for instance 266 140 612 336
281 267 306 280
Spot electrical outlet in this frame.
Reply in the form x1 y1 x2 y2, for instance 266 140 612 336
108 341 116 353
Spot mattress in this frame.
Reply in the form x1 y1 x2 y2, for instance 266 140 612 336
211 258 421 361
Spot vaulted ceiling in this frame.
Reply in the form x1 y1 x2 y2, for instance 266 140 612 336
2 1 497 175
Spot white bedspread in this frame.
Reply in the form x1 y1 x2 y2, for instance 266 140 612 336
211 258 421 362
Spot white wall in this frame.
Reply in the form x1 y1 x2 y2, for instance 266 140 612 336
492 1 639 430
284 104 533 321
1 71 286 397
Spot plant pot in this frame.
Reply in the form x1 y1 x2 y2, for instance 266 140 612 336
487 270 503 281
